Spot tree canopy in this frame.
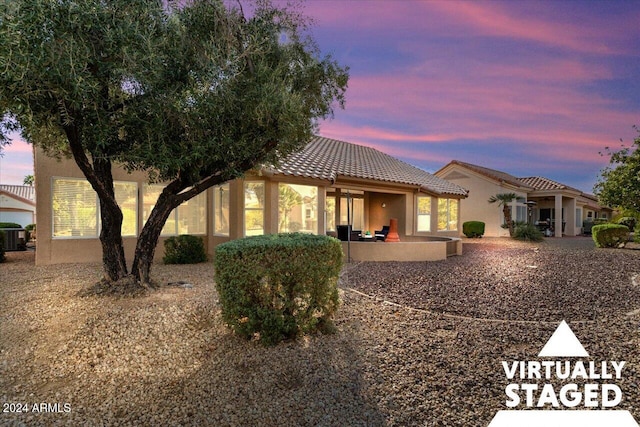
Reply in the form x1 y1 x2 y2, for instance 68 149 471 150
0 0 349 286
594 127 640 213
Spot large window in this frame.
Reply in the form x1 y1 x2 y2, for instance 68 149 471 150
340 194 364 231
143 184 206 236
278 183 317 233
244 181 264 236
326 197 336 232
417 196 431 232
52 178 98 238
437 198 458 231
213 183 230 236
52 178 138 238
115 182 138 236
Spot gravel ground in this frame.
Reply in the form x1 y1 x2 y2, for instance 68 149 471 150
1 238 639 426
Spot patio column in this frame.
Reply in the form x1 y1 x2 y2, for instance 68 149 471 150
554 194 562 237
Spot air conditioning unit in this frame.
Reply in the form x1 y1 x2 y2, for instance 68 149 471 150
1 228 26 251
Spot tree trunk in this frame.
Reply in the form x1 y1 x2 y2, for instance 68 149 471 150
503 205 514 237
131 191 177 285
93 159 128 282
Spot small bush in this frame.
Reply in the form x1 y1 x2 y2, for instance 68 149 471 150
617 217 637 231
163 235 207 264
463 221 485 238
592 224 630 248
0 222 22 229
215 233 343 345
513 223 544 242
0 231 5 263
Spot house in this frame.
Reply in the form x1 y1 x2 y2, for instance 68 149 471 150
0 184 36 227
34 136 468 265
435 160 612 237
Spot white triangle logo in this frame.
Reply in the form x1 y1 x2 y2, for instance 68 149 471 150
538 320 589 358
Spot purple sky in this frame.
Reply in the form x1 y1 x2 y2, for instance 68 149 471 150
1 0 639 193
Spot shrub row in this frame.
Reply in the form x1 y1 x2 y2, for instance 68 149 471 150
462 221 485 238
163 235 207 264
592 224 630 248
214 233 343 345
0 222 22 229
0 231 5 263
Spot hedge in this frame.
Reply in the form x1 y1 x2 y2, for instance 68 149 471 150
214 233 343 345
0 231 5 263
592 224 630 248
0 222 22 229
462 221 485 238
163 235 207 264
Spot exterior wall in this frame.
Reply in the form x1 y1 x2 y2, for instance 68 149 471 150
437 167 526 237
35 148 177 265
341 237 461 262
0 194 35 226
35 148 465 265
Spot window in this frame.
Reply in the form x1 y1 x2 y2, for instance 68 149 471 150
437 198 458 231
52 178 138 238
213 183 230 236
115 182 138 237
516 206 527 223
417 196 431 232
244 181 264 236
340 194 364 230
52 178 98 238
278 183 317 233
326 196 336 232
576 208 582 227
143 184 206 236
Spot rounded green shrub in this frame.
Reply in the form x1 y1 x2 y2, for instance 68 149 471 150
0 222 22 229
592 224 630 248
214 233 343 345
513 223 544 242
462 221 485 238
163 235 207 264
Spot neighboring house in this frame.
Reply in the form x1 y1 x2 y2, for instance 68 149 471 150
0 185 36 227
435 160 612 237
34 136 468 265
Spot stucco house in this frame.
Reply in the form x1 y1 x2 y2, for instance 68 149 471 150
435 160 612 237
34 136 468 265
0 184 36 227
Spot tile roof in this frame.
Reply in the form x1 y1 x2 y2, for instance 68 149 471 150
445 160 532 189
518 176 581 193
268 136 468 196
0 185 35 204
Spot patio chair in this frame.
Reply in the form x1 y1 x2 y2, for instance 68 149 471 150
374 225 389 242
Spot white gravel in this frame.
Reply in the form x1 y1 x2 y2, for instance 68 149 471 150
1 238 639 426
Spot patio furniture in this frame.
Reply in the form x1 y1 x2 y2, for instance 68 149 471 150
374 225 389 242
337 225 361 242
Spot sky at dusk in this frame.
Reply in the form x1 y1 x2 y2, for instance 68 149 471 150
1 0 639 193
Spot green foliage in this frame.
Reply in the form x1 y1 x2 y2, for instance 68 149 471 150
617 217 637 231
163 235 207 264
462 221 485 238
0 222 22 229
0 230 5 263
592 224 630 248
0 0 348 283
215 233 343 345
488 193 517 236
594 127 640 212
513 223 544 242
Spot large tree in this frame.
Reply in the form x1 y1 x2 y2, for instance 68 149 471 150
0 0 348 286
594 127 640 213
